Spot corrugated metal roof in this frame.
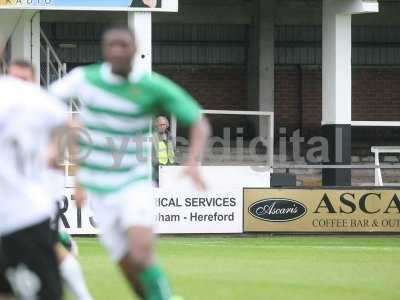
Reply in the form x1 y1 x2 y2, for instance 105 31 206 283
43 23 248 65
276 26 400 65
42 23 400 65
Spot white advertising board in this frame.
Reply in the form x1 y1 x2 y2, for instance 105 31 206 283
59 188 97 235
60 167 271 235
60 187 244 235
0 0 178 12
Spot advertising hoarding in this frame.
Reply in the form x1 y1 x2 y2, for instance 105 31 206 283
244 188 400 233
0 0 178 11
60 187 243 234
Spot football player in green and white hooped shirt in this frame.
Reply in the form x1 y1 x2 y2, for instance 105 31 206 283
50 25 210 300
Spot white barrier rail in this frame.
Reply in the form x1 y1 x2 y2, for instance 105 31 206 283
371 146 400 187
352 120 399 187
352 121 400 127
170 109 275 168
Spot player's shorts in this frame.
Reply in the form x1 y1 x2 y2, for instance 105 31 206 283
50 200 62 243
89 181 155 262
50 199 77 254
0 248 12 296
0 219 62 300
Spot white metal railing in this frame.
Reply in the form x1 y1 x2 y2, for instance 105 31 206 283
171 110 275 168
353 120 400 186
63 108 276 182
62 99 81 181
352 121 400 127
40 28 66 87
371 146 400 187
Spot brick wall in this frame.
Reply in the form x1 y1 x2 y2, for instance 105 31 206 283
154 65 250 137
274 67 301 131
301 69 322 135
274 67 322 136
352 68 400 122
275 66 400 139
154 64 399 142
154 65 247 110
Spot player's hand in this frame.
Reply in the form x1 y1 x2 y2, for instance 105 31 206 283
184 163 206 191
74 186 87 208
47 150 61 170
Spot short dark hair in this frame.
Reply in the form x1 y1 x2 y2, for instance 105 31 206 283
9 60 35 75
102 25 136 43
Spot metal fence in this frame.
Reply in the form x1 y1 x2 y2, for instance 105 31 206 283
40 28 67 87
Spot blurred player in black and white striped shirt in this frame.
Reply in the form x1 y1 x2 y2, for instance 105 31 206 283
0 61 92 300
0 62 65 300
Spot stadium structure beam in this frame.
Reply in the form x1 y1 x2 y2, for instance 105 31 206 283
10 10 41 81
0 10 21 56
329 0 379 15
247 0 275 142
128 11 152 75
321 0 379 187
257 0 275 140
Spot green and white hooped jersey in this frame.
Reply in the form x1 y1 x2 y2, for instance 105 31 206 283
50 63 202 194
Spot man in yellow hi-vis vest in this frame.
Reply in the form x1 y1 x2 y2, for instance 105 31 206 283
152 116 177 184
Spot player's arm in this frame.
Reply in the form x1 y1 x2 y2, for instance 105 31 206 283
66 120 86 208
150 73 211 189
42 94 70 170
185 118 210 190
47 126 66 170
48 67 84 101
49 70 86 206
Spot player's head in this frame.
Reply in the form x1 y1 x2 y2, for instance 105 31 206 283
156 116 170 134
8 60 36 83
102 25 136 77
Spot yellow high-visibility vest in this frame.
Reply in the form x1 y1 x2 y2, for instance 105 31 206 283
158 141 175 165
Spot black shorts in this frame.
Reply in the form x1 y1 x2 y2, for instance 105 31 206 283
0 219 62 300
50 200 62 242
0 248 12 296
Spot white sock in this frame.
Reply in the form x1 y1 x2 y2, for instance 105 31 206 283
60 254 93 300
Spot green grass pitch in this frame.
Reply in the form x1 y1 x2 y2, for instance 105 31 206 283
72 236 400 300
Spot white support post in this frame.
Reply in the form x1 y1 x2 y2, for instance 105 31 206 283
322 0 379 125
128 11 155 170
374 150 383 187
321 0 379 186
128 12 152 75
257 0 275 139
10 11 40 81
31 11 40 81
46 46 50 86
171 115 177 148
322 11 352 126
0 11 22 56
